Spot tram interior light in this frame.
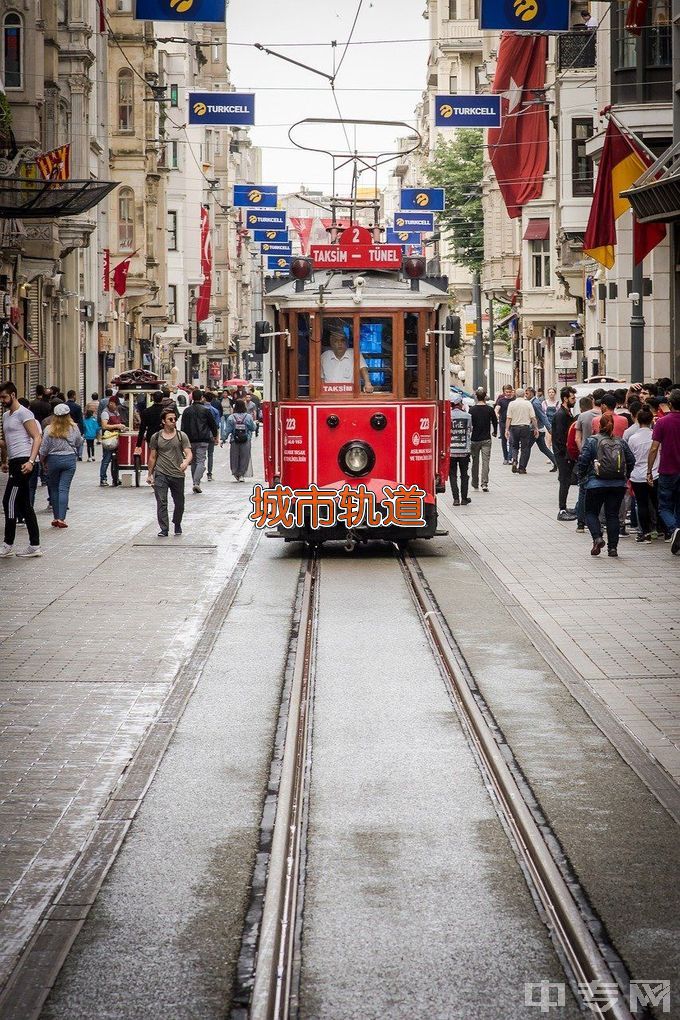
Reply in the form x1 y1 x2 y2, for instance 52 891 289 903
403 256 426 280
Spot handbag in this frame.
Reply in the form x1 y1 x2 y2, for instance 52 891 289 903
101 431 119 451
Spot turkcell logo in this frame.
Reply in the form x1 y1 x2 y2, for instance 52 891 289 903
386 229 422 245
479 0 570 31
233 185 277 208
400 189 445 212
435 95 502 128
135 0 226 21
188 92 255 126
260 242 292 255
394 212 434 232
247 210 287 229
267 256 292 272
253 230 289 243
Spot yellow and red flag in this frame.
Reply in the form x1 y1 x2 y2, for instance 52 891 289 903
583 121 666 268
36 144 71 181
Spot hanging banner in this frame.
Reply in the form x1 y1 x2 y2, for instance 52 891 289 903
479 0 570 31
102 248 110 293
135 0 227 22
233 184 277 208
188 92 255 126
260 242 292 255
268 256 292 271
196 206 212 323
289 216 315 255
246 210 287 229
400 189 445 211
36 144 71 181
386 229 422 245
394 211 434 232
253 229 289 243
435 95 502 128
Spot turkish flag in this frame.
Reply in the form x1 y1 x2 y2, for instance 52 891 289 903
625 0 649 35
112 255 131 296
488 34 549 219
196 205 212 324
290 216 314 255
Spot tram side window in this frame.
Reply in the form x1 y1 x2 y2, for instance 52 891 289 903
297 313 310 397
404 313 419 397
359 317 392 394
320 316 356 395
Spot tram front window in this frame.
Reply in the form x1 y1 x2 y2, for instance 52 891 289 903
320 318 371 395
359 318 392 394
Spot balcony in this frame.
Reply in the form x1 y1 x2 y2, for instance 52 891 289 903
439 19 482 52
623 141 680 224
557 31 596 71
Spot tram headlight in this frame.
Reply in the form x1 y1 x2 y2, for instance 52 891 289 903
339 441 375 477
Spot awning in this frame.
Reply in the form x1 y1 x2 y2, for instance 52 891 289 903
0 178 118 219
523 218 550 241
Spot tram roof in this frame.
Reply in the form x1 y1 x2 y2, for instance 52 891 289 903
263 270 449 309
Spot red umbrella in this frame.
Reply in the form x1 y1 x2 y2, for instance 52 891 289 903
224 378 249 387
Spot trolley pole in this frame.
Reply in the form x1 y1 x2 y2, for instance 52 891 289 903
630 261 645 384
487 294 495 399
472 270 483 391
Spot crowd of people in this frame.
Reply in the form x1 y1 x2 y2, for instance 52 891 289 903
0 381 261 554
450 378 680 559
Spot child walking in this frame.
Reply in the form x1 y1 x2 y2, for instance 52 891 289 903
83 408 99 462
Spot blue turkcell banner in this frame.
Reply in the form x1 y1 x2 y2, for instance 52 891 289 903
386 229 422 245
479 0 570 31
435 95 502 128
233 184 277 208
253 230 289 243
394 211 434 232
135 0 226 21
268 256 292 272
400 188 445 212
260 242 292 255
245 210 287 229
188 93 255 126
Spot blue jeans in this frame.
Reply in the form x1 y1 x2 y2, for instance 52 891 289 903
530 430 556 465
100 447 119 483
46 454 77 521
657 472 680 532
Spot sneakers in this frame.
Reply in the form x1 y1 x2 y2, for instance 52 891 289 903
619 526 628 537
55 520 68 529
503 460 511 466
100 479 109 486
472 484 479 490
671 528 680 555
636 533 652 544
193 485 202 494
591 537 605 556
518 467 527 475
481 484 489 492
575 525 586 533
557 510 577 522
158 530 169 538
452 498 461 506
206 473 213 481
174 525 182 536
16 545 42 558
511 463 518 473
608 548 618 558
0 543 14 558
462 497 472 505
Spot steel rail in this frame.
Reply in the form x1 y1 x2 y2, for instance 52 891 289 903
398 549 635 1020
249 552 318 1020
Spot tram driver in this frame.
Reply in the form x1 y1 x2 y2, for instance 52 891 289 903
321 327 374 394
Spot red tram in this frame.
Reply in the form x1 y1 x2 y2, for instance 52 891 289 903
258 234 454 544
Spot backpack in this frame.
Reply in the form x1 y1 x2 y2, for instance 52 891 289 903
232 413 248 444
594 435 626 480
566 421 579 462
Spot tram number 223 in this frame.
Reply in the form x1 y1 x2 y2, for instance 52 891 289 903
286 418 296 431
419 417 430 431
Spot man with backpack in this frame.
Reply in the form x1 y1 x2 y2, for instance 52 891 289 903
180 389 218 493
146 408 192 537
449 394 473 506
577 411 635 557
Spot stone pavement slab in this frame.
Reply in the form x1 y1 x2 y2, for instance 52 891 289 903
0 443 258 992
438 444 680 787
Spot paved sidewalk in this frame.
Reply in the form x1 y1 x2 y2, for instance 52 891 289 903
0 443 258 991
439 444 680 787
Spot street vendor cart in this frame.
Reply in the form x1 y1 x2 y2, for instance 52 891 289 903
108 369 165 487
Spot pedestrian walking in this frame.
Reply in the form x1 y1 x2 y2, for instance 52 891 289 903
181 389 218 493
0 381 42 558
494 384 515 464
525 386 557 470
224 399 256 482
29 385 52 426
469 388 497 492
99 397 125 486
542 387 560 429
203 391 221 480
571 396 594 532
135 391 164 453
146 408 192 537
449 394 472 506
627 408 659 543
552 386 577 521
66 390 85 461
647 387 680 552
83 408 99 461
245 391 261 438
506 390 538 473
39 404 83 528
578 411 635 558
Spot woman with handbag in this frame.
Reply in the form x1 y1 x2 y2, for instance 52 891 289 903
223 398 256 482
39 404 84 528
99 397 125 487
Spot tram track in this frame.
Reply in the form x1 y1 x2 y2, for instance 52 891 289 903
233 545 640 1020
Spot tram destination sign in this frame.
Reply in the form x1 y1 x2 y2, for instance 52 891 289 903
233 185 277 208
435 95 502 128
246 210 287 229
310 244 403 271
394 212 434 232
400 189 445 212
188 93 255 126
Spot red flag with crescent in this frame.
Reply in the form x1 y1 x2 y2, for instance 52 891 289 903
196 205 212 324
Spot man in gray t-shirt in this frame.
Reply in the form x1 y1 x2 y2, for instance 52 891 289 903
0 382 42 555
147 409 192 537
